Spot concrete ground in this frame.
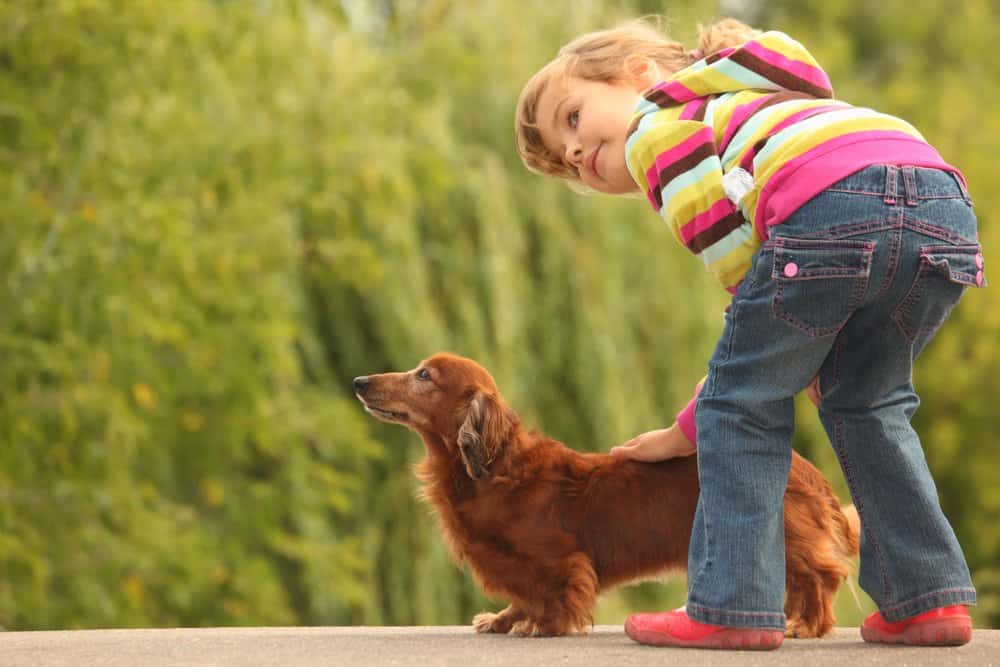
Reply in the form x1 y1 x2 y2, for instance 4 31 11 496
3 625 998 666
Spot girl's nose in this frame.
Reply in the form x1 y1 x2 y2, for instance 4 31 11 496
565 143 583 167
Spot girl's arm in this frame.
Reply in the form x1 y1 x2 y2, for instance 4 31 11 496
675 373 823 449
627 110 761 293
609 422 695 461
610 377 704 461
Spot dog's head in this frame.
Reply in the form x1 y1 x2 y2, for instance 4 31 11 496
353 353 517 479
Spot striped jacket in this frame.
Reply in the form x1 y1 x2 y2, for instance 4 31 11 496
625 31 958 293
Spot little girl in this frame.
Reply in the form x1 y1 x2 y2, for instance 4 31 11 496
516 18 981 650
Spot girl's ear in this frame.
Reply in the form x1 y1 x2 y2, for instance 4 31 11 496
623 55 661 90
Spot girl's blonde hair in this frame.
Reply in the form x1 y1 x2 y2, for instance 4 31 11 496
515 17 760 182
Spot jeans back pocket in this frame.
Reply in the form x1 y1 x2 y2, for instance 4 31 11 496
770 237 875 338
893 244 985 342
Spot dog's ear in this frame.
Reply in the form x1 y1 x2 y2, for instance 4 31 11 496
457 392 511 480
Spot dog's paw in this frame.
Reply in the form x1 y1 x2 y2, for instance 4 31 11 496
510 619 581 637
473 612 507 634
784 620 822 638
509 619 542 637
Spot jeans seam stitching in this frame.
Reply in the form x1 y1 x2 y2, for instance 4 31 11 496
880 588 977 616
891 262 930 342
875 219 903 299
902 215 977 245
686 602 785 620
829 413 894 603
826 218 898 239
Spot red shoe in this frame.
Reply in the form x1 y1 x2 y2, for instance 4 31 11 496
624 609 784 650
861 605 972 646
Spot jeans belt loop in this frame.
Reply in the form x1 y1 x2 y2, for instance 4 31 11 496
949 171 974 206
883 165 899 206
903 166 919 206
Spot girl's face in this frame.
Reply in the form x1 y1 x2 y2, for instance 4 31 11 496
535 74 650 194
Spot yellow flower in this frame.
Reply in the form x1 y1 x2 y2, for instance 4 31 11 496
181 412 205 431
200 187 217 210
123 574 145 604
132 383 157 408
30 191 49 211
78 201 98 221
199 478 225 508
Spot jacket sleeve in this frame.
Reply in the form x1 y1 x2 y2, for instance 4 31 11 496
676 394 698 446
627 109 761 292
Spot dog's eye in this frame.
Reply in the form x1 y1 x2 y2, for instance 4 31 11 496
417 368 431 381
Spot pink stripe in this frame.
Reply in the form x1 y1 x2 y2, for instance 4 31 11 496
658 79 698 103
643 127 715 197
742 40 832 91
719 96 773 153
714 47 736 60
678 198 733 245
644 163 659 200
676 396 698 446
645 188 659 209
679 99 705 121
654 126 714 171
738 104 845 171
754 132 953 238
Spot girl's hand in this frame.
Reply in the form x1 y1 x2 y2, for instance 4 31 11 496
610 423 696 462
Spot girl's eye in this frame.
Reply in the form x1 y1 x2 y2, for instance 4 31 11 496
568 109 579 129
417 368 431 380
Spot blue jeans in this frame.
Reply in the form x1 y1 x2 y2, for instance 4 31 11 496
687 165 981 629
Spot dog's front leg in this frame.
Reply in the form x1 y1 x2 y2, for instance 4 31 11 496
473 604 528 634
510 553 598 637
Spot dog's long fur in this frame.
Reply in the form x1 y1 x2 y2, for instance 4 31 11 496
355 353 859 637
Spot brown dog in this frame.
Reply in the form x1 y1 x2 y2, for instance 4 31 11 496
354 352 859 637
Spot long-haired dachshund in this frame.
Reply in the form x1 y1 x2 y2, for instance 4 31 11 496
354 352 859 637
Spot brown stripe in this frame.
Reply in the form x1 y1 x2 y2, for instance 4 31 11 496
645 87 679 108
729 50 833 98
688 211 746 253
647 140 716 211
657 141 716 191
741 104 844 171
718 91 816 155
691 96 710 122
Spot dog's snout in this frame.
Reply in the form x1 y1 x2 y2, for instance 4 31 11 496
353 376 369 394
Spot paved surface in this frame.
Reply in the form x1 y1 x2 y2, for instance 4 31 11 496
3 625 998 666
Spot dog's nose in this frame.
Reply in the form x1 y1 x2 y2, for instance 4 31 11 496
353 376 369 394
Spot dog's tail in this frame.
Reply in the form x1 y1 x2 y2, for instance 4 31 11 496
836 503 861 557
835 503 862 609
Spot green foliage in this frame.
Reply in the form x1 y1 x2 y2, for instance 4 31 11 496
1 0 996 630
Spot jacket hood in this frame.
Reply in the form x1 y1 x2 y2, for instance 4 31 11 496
643 31 834 107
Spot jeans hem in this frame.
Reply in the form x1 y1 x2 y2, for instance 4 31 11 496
880 587 977 623
686 602 787 630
